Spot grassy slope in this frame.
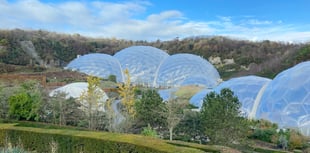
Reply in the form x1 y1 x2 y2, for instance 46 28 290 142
0 123 220 153
175 85 204 99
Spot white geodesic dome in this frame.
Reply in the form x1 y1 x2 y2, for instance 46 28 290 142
189 89 213 109
213 75 271 117
158 88 178 101
256 61 310 136
49 82 109 111
65 46 221 88
65 53 123 82
154 53 220 88
114 46 169 86
50 82 109 100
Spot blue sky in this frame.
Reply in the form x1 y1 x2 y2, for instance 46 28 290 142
1 0 310 42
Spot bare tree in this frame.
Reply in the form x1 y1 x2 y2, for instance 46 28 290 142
165 98 187 141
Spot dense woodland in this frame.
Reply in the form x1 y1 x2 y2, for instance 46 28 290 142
0 29 309 79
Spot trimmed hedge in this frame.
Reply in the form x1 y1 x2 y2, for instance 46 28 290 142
1 129 164 153
0 123 214 153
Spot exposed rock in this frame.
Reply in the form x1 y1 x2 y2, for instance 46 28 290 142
209 56 222 65
223 58 235 65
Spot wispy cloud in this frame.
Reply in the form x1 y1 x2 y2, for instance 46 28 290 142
245 19 273 25
0 0 309 42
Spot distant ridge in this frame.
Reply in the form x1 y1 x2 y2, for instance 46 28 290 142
0 29 309 79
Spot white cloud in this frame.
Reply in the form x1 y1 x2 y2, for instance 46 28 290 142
218 16 232 22
91 1 147 23
246 19 273 25
0 0 309 42
147 10 183 22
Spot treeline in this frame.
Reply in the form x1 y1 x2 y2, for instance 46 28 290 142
0 29 309 78
1 79 308 151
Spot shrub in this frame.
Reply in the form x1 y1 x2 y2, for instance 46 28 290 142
107 75 117 83
250 128 277 143
141 124 158 138
288 130 305 150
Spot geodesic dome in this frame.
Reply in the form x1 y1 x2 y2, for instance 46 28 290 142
49 82 109 111
256 61 310 136
65 53 123 82
189 89 213 109
65 46 221 88
158 88 178 101
114 46 169 86
154 54 220 87
49 82 109 101
213 75 271 117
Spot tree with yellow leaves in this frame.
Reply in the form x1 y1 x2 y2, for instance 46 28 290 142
118 69 136 118
79 76 105 130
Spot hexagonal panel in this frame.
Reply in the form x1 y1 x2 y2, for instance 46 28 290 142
256 61 310 135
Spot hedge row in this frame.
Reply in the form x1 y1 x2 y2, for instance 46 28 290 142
0 124 213 153
1 129 166 153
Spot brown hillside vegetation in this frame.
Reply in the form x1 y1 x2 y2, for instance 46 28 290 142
0 29 309 79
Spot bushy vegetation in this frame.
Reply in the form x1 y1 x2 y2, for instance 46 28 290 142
2 77 309 152
141 124 158 138
7 81 43 121
1 29 309 79
248 119 309 151
0 123 216 153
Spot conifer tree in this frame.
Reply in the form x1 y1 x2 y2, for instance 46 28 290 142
200 88 248 145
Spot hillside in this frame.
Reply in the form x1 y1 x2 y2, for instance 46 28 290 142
0 29 309 79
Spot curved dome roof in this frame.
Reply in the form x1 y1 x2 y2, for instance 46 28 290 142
189 89 213 109
256 61 310 136
154 54 220 87
114 46 169 85
49 82 109 101
49 82 109 111
158 88 178 101
65 53 123 82
214 75 271 117
64 46 221 88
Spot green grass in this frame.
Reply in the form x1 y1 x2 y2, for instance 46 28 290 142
0 123 220 153
175 85 204 99
13 121 88 131
0 147 30 153
166 141 220 153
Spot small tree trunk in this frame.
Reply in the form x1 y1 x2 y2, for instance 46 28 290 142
59 101 63 125
169 127 173 141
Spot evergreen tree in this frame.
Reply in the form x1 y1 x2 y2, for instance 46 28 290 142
8 81 43 121
135 89 166 128
200 88 248 145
